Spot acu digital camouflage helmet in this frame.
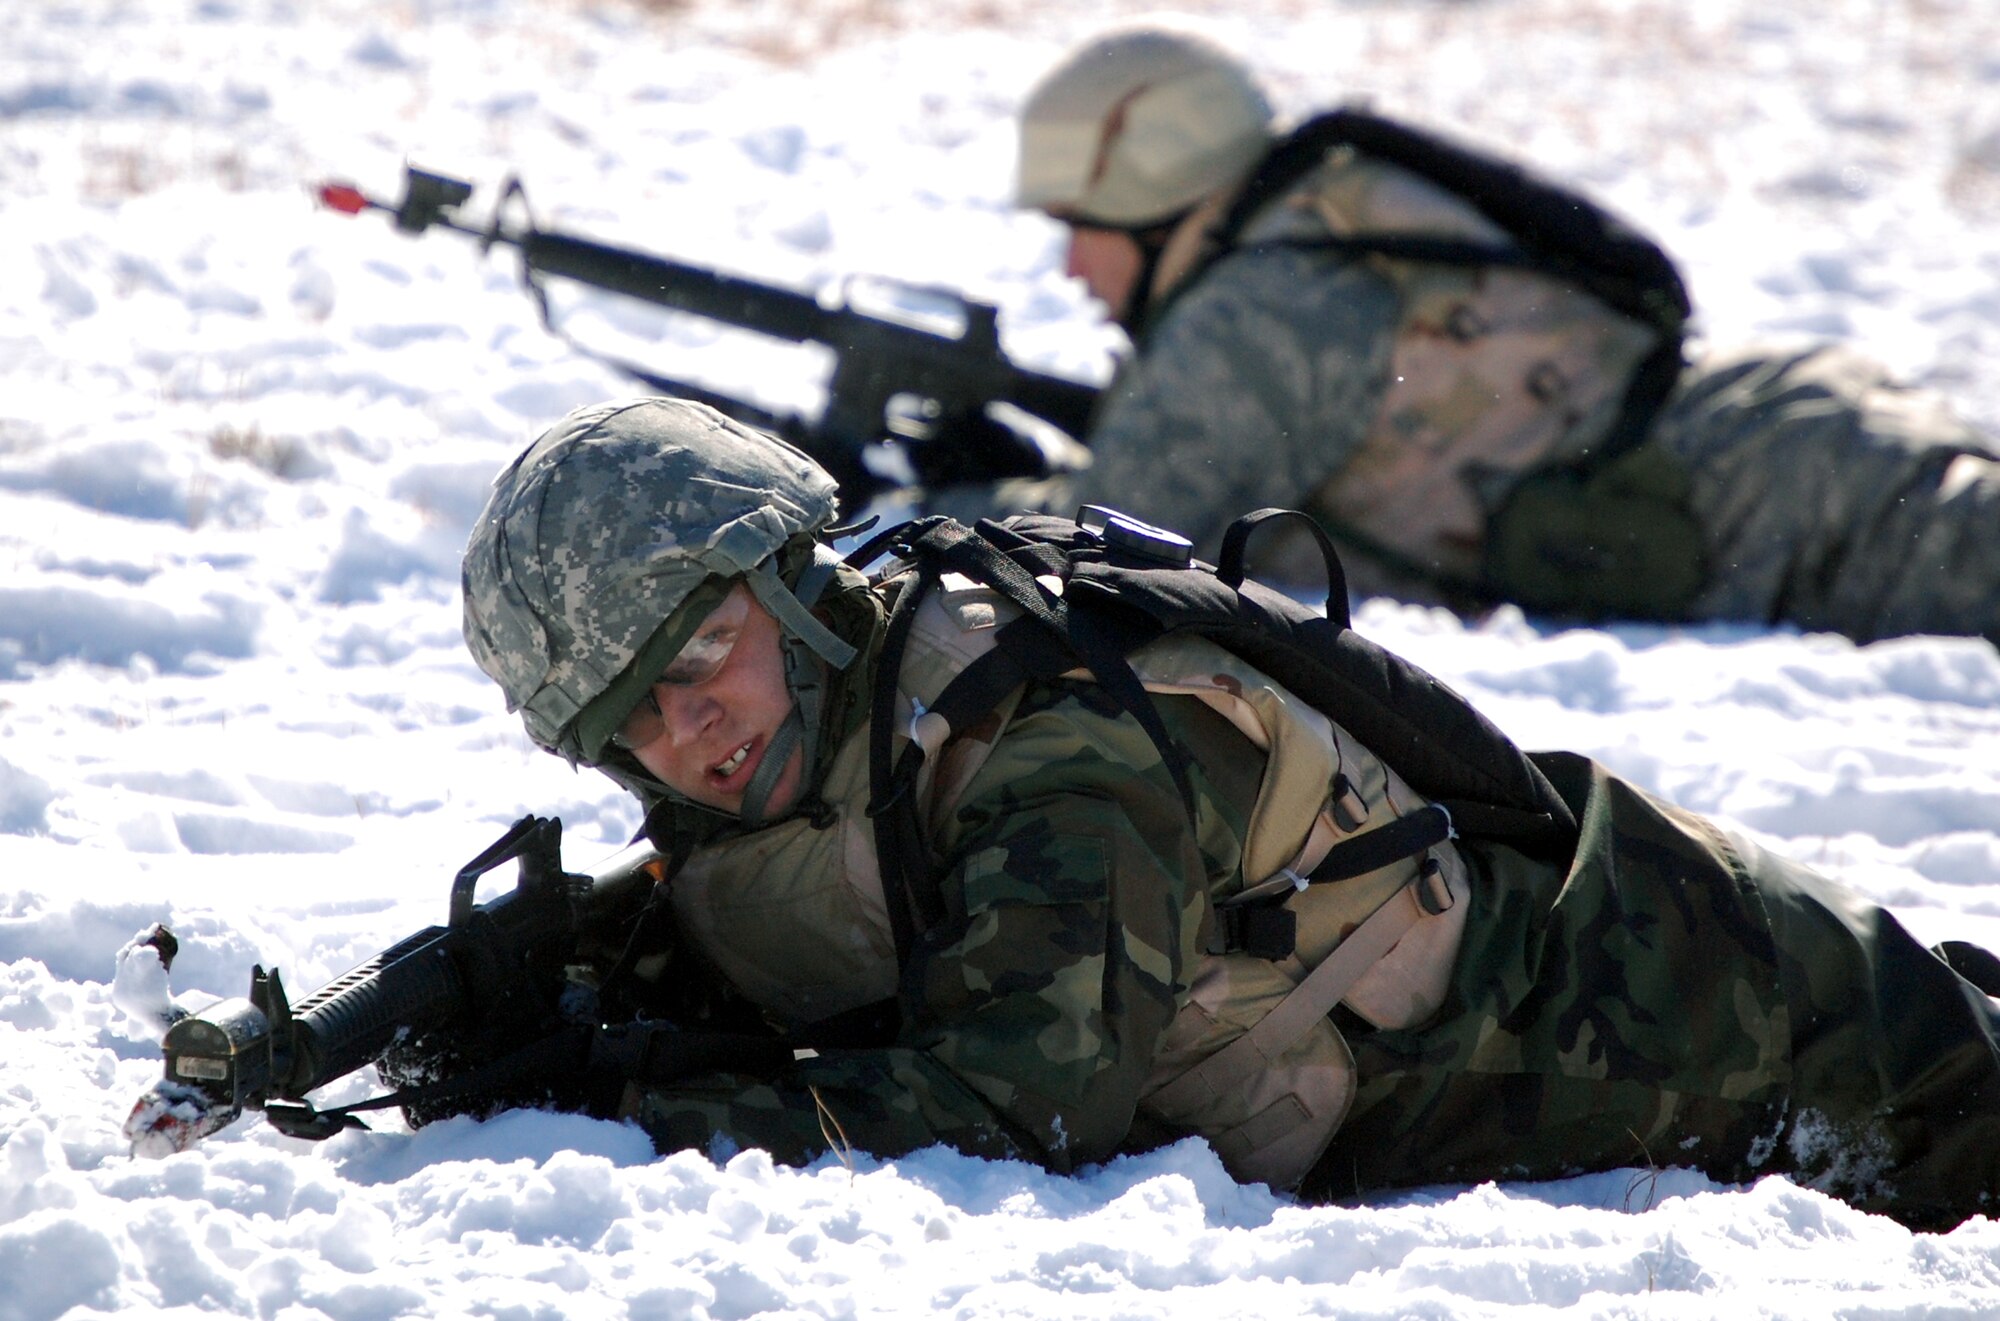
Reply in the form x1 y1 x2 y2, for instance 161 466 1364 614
1016 21 1275 229
461 397 850 770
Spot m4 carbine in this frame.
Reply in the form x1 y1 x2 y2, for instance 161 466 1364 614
319 166 1102 503
123 816 789 1154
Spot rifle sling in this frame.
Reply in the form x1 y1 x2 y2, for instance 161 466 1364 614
316 1026 592 1123
315 1018 803 1131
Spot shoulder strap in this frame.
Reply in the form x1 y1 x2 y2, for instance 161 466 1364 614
856 517 1204 968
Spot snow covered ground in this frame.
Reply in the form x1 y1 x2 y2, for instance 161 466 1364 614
4 0 2000 1315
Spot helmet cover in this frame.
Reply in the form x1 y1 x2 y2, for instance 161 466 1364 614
461 397 840 754
1016 20 1275 228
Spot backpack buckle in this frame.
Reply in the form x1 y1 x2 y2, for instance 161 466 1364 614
1207 899 1298 960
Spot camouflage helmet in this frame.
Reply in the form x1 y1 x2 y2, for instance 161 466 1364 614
1016 21 1275 229
461 397 852 771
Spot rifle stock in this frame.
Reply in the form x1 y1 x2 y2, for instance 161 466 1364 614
322 166 1101 502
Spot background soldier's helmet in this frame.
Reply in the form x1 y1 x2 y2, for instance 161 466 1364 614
1015 20 1275 229
460 397 846 767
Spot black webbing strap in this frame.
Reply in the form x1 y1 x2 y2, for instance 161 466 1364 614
1208 794 1578 957
843 513 946 575
1217 507 1352 626
864 518 1226 971
1300 798 1567 887
942 522 1201 825
1207 806 1455 959
1306 803 1455 886
306 1026 592 1125
969 516 1069 579
910 520 1200 826
929 520 1070 635
867 518 1081 965
923 616 1066 733
1070 601 1200 825
868 553 944 963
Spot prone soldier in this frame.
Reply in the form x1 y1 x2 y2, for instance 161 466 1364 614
1010 20 2000 645
448 395 2000 1230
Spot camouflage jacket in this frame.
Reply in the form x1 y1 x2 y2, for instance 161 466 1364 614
623 646 1240 1172
1070 141 1663 596
1061 140 2000 644
625 565 1481 1182
616 575 1801 1189
618 576 2000 1226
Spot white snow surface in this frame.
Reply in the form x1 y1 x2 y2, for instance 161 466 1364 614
5 0 2000 1316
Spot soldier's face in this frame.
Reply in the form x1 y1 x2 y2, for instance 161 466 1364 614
624 585 803 818
1064 225 1144 322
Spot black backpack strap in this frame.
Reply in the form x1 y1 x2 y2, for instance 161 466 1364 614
1209 794 1574 958
1304 802 1455 887
866 544 946 962
865 520 1217 969
927 519 1202 825
1217 507 1352 626
864 517 1085 966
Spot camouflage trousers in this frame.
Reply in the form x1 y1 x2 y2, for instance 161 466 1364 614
1652 343 2000 644
1467 342 2000 642
1302 753 2000 1230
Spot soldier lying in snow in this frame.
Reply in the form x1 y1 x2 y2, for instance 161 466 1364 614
451 396 2000 1231
1001 20 2000 646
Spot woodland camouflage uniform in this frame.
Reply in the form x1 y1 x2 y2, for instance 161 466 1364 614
459 398 2000 1232
628 681 2000 1231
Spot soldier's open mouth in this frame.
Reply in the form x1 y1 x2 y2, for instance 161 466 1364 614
713 741 753 778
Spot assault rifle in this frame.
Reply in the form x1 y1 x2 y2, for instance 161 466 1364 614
318 165 1102 503
123 815 789 1154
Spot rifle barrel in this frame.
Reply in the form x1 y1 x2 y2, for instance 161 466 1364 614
519 230 833 346
516 227 1101 439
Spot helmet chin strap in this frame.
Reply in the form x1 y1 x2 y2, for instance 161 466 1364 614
735 705 802 828
1096 211 1189 337
735 544 856 828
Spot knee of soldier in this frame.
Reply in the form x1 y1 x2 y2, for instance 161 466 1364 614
1748 832 2000 1106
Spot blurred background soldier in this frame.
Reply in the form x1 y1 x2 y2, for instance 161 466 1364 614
1014 18 2000 646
